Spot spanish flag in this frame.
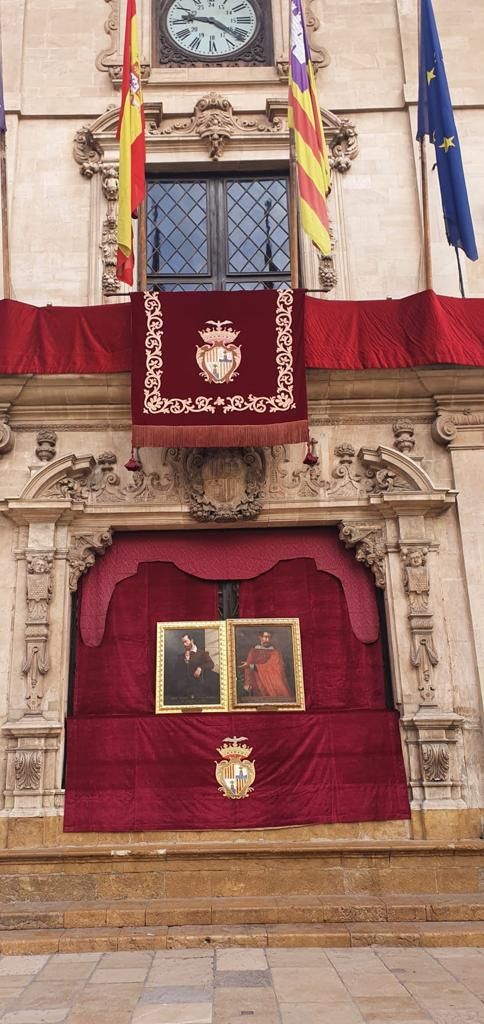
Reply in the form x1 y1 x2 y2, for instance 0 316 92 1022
288 0 331 256
116 0 146 286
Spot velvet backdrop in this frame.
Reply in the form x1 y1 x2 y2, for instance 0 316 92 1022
65 537 410 830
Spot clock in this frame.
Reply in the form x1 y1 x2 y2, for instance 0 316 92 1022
158 0 272 67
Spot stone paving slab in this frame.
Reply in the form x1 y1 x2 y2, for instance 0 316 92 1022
0 947 483 1023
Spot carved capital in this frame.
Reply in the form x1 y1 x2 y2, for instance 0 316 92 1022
15 750 42 790
432 398 484 446
338 522 386 588
67 530 113 591
421 742 450 782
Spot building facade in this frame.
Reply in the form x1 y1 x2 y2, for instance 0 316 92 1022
0 0 483 853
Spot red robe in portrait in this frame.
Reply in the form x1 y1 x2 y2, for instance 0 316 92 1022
243 646 292 698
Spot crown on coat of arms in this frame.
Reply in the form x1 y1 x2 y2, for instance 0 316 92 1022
198 320 240 347
217 736 253 761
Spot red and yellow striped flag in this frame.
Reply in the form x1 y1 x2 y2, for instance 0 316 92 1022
288 0 331 256
116 0 146 286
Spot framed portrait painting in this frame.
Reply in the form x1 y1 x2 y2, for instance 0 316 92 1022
156 621 228 713
227 618 305 711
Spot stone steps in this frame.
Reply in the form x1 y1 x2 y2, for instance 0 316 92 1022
0 893 483 932
1 920 484 955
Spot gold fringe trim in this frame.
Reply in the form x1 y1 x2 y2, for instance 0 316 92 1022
132 419 308 449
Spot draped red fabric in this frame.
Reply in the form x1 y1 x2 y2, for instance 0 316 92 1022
64 711 409 831
64 543 410 830
239 560 386 710
79 529 379 648
74 562 218 715
1 290 483 375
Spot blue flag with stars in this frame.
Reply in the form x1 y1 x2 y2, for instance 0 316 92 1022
416 0 477 261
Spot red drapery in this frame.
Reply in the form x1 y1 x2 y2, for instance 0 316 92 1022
79 528 380 648
64 535 410 831
1 289 483 375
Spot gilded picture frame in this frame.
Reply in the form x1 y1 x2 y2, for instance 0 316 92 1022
156 621 228 713
227 618 305 711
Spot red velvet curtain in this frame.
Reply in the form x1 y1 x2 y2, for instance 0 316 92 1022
74 561 218 715
239 560 386 710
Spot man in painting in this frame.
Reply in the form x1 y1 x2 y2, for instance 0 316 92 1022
240 630 292 700
175 633 219 704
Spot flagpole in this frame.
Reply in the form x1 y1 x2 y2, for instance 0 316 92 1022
138 197 147 291
455 247 465 298
420 138 433 291
0 18 11 299
289 126 299 288
417 0 432 292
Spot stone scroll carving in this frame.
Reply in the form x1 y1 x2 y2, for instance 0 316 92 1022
338 522 386 588
101 166 121 298
421 742 450 782
22 553 54 713
401 546 439 706
67 530 113 592
148 92 283 161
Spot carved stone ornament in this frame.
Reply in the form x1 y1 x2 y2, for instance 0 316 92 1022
264 444 324 499
15 750 42 791
96 0 150 82
421 741 450 783
73 126 104 178
392 419 416 455
432 399 484 446
183 447 265 522
400 545 439 706
338 522 386 588
67 530 113 591
148 92 283 161
22 552 54 713
35 429 57 462
0 405 13 455
277 1 330 78
326 444 360 497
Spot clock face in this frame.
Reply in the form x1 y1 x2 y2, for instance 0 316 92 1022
165 0 259 59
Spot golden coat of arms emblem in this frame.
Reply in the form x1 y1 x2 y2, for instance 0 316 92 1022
196 320 242 385
215 736 255 800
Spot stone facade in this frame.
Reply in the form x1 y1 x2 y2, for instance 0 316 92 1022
0 1 483 844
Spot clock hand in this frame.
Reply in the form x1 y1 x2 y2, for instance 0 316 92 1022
187 14 248 39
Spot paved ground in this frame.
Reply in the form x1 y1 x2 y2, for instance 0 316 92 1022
0 946 484 1023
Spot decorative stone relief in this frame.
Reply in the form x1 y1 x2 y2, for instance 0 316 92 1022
277 1 330 78
421 741 450 782
432 400 484 446
392 420 415 455
100 165 121 298
326 444 361 497
0 404 13 455
182 448 265 522
401 546 438 706
318 251 337 292
265 444 324 499
67 530 113 591
338 522 386 588
35 429 57 462
96 0 150 82
73 126 105 178
22 553 54 713
148 92 283 161
15 750 42 790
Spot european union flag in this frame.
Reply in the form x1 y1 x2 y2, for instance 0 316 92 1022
416 0 477 261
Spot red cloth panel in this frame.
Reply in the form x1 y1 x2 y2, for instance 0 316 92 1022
79 529 379 648
74 561 218 715
63 710 409 831
239 560 385 710
130 289 308 447
1 290 484 375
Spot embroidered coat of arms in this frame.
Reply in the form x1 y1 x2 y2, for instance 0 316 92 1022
196 320 241 385
215 736 255 800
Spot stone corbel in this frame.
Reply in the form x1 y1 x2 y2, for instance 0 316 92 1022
432 396 484 447
0 404 13 455
338 522 386 588
67 530 113 592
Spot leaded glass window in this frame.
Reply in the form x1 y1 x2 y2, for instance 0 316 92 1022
146 174 290 291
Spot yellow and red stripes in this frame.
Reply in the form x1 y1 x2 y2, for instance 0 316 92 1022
289 1 331 256
116 0 146 286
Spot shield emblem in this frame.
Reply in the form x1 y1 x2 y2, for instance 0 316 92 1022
197 320 242 385
215 737 256 800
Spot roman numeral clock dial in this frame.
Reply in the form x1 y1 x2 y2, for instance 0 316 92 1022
165 0 259 60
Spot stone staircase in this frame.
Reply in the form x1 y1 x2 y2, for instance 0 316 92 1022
0 839 482 953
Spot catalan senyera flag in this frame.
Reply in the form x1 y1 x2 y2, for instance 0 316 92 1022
116 0 146 286
288 0 331 256
416 0 477 261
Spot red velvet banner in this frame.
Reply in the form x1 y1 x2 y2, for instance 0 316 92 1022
0 290 483 374
130 289 308 447
64 710 409 831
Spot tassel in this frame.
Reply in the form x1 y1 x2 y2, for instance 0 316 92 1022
124 447 142 472
303 437 319 467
